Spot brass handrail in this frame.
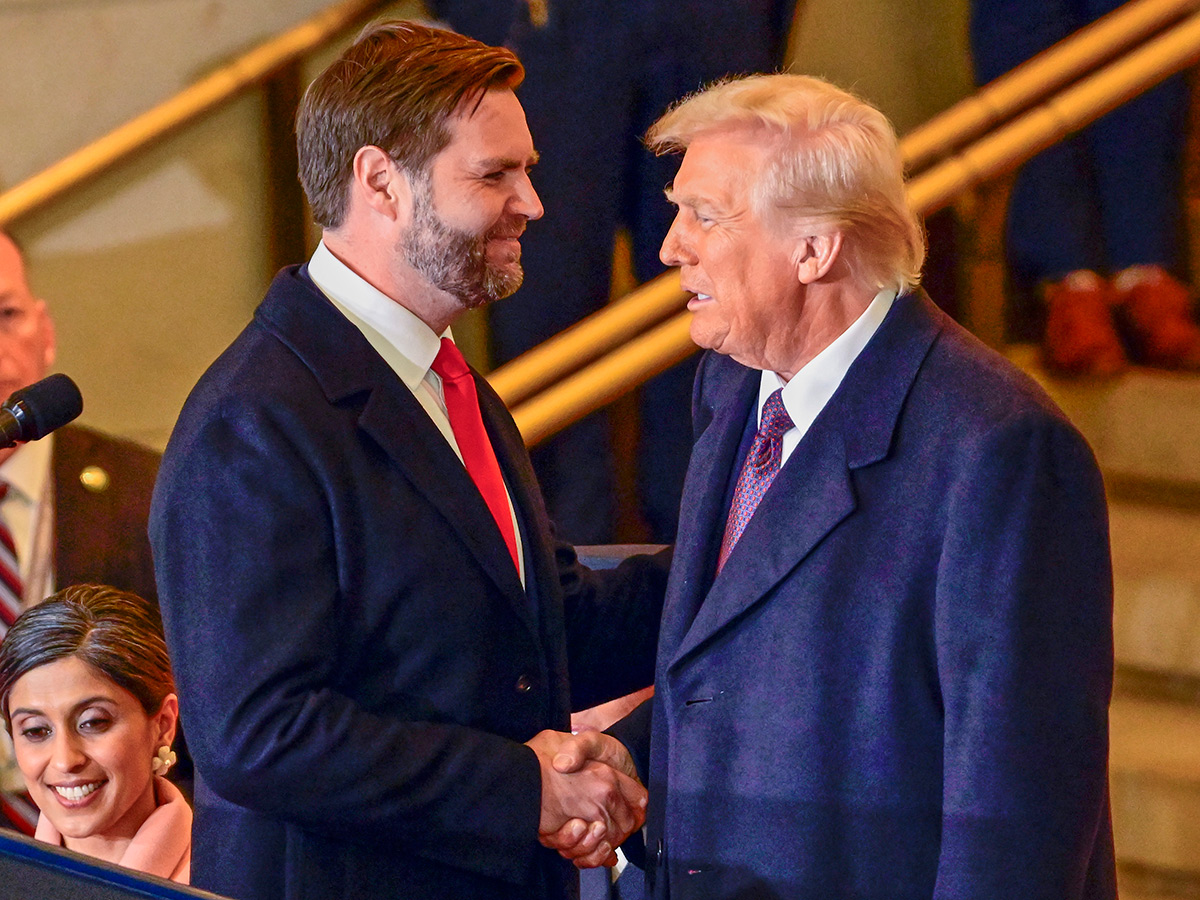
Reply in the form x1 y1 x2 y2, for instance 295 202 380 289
901 0 1199 172
0 0 391 228
505 9 1200 445
489 269 684 406
511 313 696 446
908 10 1200 214
493 0 1198 421
3 0 1192 445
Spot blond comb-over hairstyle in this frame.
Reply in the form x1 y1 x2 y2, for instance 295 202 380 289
647 73 925 295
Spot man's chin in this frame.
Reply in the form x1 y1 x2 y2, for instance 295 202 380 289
486 266 525 302
459 270 524 310
688 318 729 355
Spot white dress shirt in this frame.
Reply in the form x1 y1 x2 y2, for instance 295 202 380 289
0 434 55 607
758 289 896 467
0 436 54 792
308 241 526 584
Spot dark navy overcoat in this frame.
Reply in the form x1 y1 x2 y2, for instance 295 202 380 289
617 291 1116 900
151 267 667 900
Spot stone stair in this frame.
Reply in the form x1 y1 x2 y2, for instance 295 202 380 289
1016 348 1200 897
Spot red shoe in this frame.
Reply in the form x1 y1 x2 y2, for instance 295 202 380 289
1113 265 1200 370
1042 270 1128 377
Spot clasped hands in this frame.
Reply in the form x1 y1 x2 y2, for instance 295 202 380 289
525 729 645 868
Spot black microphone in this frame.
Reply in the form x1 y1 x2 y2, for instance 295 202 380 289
0 374 83 449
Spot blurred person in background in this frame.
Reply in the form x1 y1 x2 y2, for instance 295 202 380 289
0 232 181 829
428 0 797 544
971 0 1200 376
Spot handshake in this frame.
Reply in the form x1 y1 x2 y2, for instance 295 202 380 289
525 729 646 869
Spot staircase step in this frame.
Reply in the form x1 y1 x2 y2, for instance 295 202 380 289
1005 350 1200 882
1111 502 1200 680
1010 346 1200 490
1110 694 1200 877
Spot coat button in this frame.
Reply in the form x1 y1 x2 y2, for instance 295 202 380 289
515 674 533 693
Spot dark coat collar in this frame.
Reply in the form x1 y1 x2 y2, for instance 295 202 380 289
255 266 535 619
664 290 946 669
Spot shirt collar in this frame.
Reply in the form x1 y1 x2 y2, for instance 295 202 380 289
0 433 53 505
759 288 896 433
307 240 450 390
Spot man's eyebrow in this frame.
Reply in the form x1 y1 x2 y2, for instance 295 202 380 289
664 186 721 218
477 151 541 170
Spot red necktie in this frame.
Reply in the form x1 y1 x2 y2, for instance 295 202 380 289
717 389 793 572
0 484 37 835
431 339 520 572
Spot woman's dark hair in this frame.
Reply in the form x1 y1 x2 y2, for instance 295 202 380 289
0 584 175 725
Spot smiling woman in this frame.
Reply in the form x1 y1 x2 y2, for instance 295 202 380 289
0 584 189 882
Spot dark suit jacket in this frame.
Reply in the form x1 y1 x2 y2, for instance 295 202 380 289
615 291 1116 899
150 267 666 900
54 424 159 604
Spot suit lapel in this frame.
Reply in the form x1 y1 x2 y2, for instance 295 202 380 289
670 412 857 667
355 374 529 606
477 374 572 711
668 291 945 669
477 375 554 603
658 362 758 667
256 269 530 621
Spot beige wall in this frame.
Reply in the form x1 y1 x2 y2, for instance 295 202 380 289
2 0 424 447
0 0 373 187
787 0 975 134
1 0 973 448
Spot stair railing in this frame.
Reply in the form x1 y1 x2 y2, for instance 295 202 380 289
903 0 1198 172
498 4 1200 446
2 0 1196 447
0 0 394 275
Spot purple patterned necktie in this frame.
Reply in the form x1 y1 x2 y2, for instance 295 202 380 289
717 389 793 572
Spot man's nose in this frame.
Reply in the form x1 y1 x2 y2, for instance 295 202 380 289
512 175 544 221
660 218 694 267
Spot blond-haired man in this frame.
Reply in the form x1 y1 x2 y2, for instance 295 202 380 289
553 74 1115 899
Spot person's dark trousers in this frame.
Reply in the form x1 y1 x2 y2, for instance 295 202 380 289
969 0 1186 294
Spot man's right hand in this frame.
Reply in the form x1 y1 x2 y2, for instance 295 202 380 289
525 729 646 868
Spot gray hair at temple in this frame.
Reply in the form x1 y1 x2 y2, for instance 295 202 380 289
647 73 926 295
297 19 524 230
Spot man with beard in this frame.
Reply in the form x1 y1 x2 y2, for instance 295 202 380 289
149 21 666 900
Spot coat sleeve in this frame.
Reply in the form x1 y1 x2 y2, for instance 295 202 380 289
557 542 670 712
150 397 544 887
607 695 654 785
932 409 1114 898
